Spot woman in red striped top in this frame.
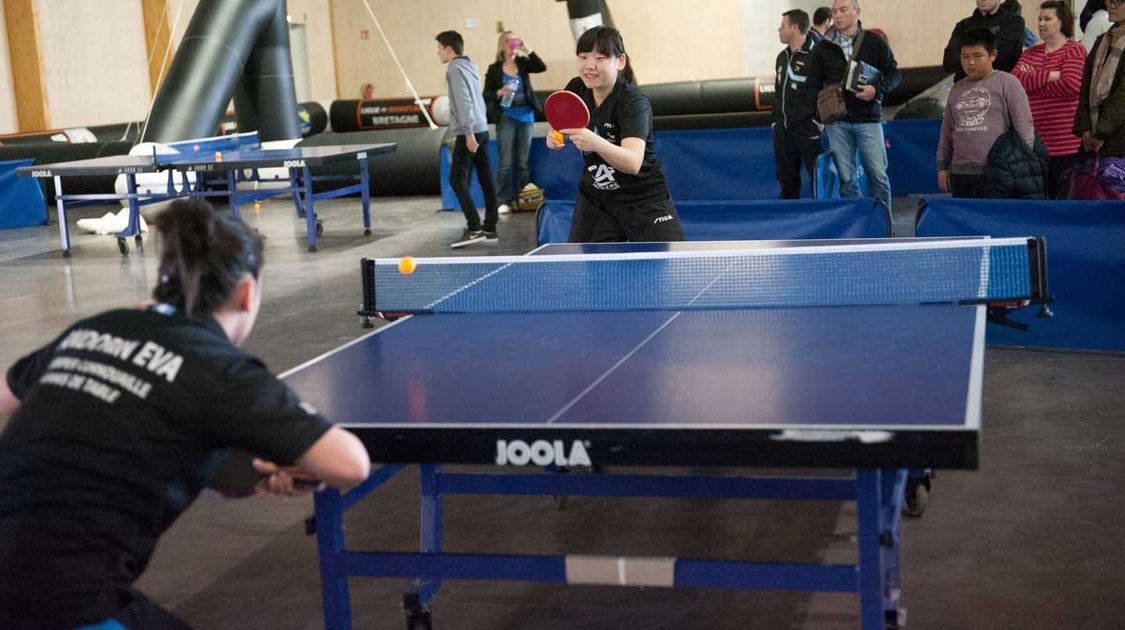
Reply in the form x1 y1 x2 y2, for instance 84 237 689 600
1012 1 1087 199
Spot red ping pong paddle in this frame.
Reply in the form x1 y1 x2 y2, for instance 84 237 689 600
544 90 590 144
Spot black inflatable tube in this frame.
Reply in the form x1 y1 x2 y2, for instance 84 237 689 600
299 128 447 196
142 0 291 143
232 0 300 141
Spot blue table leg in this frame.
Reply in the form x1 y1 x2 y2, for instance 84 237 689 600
52 176 72 256
856 468 887 630
359 156 372 235
314 488 352 630
113 175 143 256
415 464 444 607
303 165 317 252
289 166 304 218
226 168 241 219
882 469 907 626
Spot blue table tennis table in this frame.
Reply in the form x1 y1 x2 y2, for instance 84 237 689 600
283 237 1050 630
16 135 395 255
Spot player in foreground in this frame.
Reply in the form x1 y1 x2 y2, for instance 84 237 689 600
546 26 684 243
0 198 370 629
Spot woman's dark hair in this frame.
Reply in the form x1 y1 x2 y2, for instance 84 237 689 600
152 198 263 316
576 26 635 84
1040 1 1075 39
961 27 997 54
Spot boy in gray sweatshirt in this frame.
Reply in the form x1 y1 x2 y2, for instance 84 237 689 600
437 30 499 248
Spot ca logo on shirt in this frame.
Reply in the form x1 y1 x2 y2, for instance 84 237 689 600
588 164 621 191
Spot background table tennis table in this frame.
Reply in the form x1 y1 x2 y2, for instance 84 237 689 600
277 238 1047 630
17 135 395 255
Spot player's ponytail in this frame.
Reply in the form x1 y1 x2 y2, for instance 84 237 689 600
576 26 636 84
152 198 263 316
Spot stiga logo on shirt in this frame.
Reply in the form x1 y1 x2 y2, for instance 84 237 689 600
495 439 592 467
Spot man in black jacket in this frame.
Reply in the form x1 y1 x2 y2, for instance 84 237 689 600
773 9 821 199
805 0 901 211
942 0 1025 81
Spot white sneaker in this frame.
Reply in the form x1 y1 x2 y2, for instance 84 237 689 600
76 208 148 235
498 203 511 215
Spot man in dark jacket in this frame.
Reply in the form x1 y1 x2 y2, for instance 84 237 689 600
805 0 901 211
773 9 821 199
943 0 1025 81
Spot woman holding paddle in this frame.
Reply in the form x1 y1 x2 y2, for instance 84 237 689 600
546 26 684 242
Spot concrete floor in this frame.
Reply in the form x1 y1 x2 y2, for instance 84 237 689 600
1 196 1123 630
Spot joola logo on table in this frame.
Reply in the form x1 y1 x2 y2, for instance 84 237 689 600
283 159 307 168
495 439 592 466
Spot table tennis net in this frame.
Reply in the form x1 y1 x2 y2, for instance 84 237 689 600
362 238 1043 314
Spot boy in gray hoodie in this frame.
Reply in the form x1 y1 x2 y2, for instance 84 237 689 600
437 30 499 248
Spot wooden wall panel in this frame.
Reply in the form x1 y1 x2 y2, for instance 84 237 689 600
0 1 21 133
141 0 172 95
36 0 151 128
3 0 49 131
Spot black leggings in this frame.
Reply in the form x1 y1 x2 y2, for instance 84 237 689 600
567 193 685 243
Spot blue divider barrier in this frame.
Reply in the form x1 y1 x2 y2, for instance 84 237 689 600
917 198 1125 351
538 198 891 244
440 120 944 210
884 119 942 196
0 159 47 229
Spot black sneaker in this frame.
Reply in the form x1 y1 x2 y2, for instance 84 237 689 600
450 229 486 249
481 229 498 241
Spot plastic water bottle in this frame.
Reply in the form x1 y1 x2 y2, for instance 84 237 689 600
500 76 520 108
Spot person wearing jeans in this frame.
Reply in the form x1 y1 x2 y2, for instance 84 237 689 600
825 120 890 204
805 0 901 211
437 30 499 248
484 31 547 213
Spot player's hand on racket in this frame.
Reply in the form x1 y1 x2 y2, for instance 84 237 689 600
546 128 565 150
252 458 323 496
561 128 603 153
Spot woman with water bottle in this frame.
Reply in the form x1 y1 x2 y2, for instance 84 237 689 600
484 31 547 213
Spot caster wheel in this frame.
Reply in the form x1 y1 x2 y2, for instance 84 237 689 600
117 238 128 256
134 234 144 252
403 593 432 630
316 220 324 237
904 480 928 518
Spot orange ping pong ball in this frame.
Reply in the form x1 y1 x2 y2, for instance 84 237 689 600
552 130 564 144
398 256 417 274
214 151 222 162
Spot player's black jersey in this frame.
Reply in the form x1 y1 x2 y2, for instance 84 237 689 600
565 77 670 204
0 305 330 628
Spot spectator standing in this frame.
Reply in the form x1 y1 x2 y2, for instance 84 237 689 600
1012 1 1087 198
436 30 500 248
944 0 1026 81
812 6 833 40
937 28 1036 198
1074 0 1125 160
805 0 901 212
772 9 821 199
484 31 547 215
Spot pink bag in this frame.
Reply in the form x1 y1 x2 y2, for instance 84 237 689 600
1068 157 1125 200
